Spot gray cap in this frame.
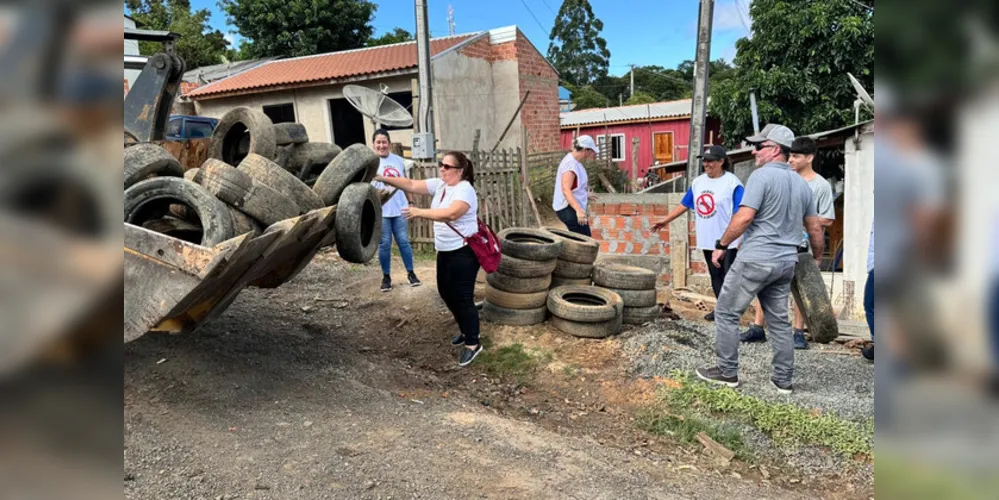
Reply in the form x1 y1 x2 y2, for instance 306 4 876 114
745 124 795 148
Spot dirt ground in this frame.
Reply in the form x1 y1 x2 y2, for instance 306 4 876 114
125 252 872 499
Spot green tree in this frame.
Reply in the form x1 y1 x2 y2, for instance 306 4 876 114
126 0 230 68
367 27 414 47
709 0 874 148
568 85 610 110
625 91 657 106
548 0 611 87
220 0 376 58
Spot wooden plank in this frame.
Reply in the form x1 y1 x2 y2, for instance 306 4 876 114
696 432 735 465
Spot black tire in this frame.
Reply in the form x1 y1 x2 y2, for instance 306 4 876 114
242 183 301 226
543 228 600 264
553 259 594 279
124 143 183 189
183 168 203 184
497 254 557 279
273 123 309 145
623 305 661 325
201 159 252 206
239 153 324 213
486 272 551 294
485 285 549 310
313 144 380 206
602 287 657 308
551 276 591 288
225 204 262 236
551 314 622 339
791 253 839 343
482 301 547 326
209 107 277 166
547 285 622 323
124 177 235 246
140 216 202 239
334 183 382 264
281 143 342 178
593 263 657 291
498 228 563 262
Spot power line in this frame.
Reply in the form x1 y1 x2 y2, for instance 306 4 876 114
844 0 874 12
539 0 558 16
517 0 550 36
734 0 751 35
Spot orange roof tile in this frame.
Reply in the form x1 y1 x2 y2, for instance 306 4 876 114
188 34 480 100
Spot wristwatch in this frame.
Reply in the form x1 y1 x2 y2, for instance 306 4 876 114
715 240 728 250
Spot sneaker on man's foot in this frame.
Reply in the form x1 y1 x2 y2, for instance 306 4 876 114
861 344 874 362
381 275 392 293
704 311 715 322
695 366 740 388
451 335 465 346
459 345 483 367
771 378 793 395
793 330 810 350
740 325 767 343
408 271 422 287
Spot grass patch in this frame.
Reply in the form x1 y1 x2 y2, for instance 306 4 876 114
647 373 873 460
477 343 551 383
638 408 754 462
562 364 582 380
876 455 999 500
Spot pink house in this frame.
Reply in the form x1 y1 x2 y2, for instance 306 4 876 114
559 100 723 180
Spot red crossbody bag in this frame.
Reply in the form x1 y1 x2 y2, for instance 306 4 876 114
439 187 502 274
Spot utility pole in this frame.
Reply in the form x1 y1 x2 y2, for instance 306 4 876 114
414 0 436 159
619 94 623 107
687 0 714 187
629 64 636 98
447 4 455 36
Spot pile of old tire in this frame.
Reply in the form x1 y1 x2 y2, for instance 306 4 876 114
543 228 600 288
482 228 563 326
547 286 624 339
593 263 660 325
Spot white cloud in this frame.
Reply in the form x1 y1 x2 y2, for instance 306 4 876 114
224 32 242 48
713 0 752 36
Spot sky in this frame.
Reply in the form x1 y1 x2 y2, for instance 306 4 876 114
187 0 753 77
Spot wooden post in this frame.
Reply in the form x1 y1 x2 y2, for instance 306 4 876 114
670 209 690 289
520 129 542 227
631 136 640 193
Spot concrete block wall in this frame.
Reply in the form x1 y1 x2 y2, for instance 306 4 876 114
586 194 709 287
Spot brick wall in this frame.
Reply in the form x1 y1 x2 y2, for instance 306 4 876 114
587 195 706 287
458 36 493 61
180 82 201 96
514 32 560 153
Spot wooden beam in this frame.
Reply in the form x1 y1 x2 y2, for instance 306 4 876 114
670 210 689 289
521 129 543 227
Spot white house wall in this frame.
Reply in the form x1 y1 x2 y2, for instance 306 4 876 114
194 74 416 145
432 49 500 150
843 126 875 320
124 16 142 93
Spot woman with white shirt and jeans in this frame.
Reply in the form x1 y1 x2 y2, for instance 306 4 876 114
374 152 484 367
370 129 420 292
553 135 599 236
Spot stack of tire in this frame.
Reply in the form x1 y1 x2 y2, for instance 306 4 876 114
543 228 600 287
122 106 382 265
592 263 660 325
547 286 624 339
482 229 563 326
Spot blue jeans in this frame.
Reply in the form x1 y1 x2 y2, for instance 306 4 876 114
379 216 415 275
865 271 875 342
556 207 592 237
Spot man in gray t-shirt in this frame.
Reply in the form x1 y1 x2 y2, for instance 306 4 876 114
694 124 824 394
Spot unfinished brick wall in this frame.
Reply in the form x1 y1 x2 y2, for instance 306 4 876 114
514 33 560 153
457 36 493 60
180 82 201 96
588 198 705 286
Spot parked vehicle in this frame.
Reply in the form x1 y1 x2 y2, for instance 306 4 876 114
166 115 218 141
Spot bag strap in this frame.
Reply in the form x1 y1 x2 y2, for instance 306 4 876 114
444 221 467 239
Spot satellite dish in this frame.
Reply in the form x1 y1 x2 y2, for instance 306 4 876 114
342 84 414 129
848 73 874 109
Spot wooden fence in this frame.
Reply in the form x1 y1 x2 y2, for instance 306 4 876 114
407 148 534 250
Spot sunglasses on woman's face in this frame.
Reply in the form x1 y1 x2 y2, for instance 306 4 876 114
439 162 461 170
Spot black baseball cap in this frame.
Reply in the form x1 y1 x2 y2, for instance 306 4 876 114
697 145 728 161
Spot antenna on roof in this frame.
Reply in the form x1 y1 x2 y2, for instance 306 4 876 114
343 84 414 130
448 5 456 36
847 73 874 125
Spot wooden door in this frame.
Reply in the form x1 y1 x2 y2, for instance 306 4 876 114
654 132 674 164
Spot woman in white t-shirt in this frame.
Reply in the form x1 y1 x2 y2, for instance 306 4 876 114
651 145 744 321
552 135 599 236
374 152 484 367
370 129 421 292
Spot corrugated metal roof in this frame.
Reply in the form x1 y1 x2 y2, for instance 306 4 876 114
188 34 481 100
183 57 280 84
560 99 694 128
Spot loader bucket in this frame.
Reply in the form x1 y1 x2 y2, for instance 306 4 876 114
124 206 337 343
